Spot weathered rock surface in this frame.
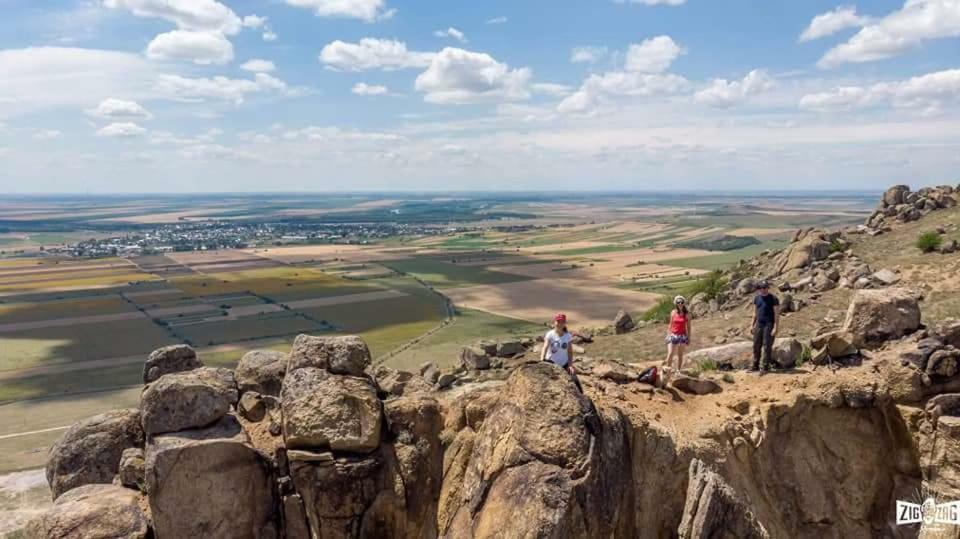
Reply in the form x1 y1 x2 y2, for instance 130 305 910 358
678 459 768 538
672 375 721 395
289 334 371 377
459 346 491 370
145 414 275 539
776 229 832 273
27 484 150 539
140 367 238 435
842 287 921 347
614 309 636 334
686 338 801 369
45 408 143 499
592 359 639 383
117 447 145 490
142 343 201 384
372 365 433 397
281 367 382 452
236 349 288 396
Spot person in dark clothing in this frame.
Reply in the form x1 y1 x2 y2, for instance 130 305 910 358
750 280 780 372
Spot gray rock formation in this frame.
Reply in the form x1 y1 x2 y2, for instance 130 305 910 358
26 484 150 539
142 343 202 384
236 349 288 396
289 334 371 377
678 459 768 538
140 367 238 435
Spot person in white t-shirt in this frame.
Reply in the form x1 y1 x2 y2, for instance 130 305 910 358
541 313 582 391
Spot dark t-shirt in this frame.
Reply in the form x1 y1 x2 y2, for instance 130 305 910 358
754 294 779 325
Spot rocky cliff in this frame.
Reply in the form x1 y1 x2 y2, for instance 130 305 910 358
26 183 960 539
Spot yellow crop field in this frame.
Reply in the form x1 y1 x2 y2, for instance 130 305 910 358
171 266 376 300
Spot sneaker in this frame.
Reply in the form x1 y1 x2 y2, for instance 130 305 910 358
761 364 771 373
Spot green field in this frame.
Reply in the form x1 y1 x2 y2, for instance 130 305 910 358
0 296 137 324
382 258 535 288
657 239 789 271
385 308 542 372
175 312 326 347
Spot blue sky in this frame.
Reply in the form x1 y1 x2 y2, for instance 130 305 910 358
1 0 958 193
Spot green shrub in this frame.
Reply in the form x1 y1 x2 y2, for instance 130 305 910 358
797 343 812 367
683 270 727 301
721 373 735 384
828 239 845 254
917 231 943 253
697 358 718 372
642 295 674 323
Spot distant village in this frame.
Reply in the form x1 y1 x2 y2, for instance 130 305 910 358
42 221 455 258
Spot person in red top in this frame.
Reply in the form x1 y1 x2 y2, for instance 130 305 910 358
664 295 692 371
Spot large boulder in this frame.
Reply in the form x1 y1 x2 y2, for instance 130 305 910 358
140 367 238 435
45 408 143 499
934 319 960 348
118 448 145 491
143 344 202 384
460 346 491 370
440 363 634 538
145 414 275 538
235 349 288 397
288 334 371 377
614 309 635 334
881 185 910 207
686 339 801 370
842 288 921 347
372 365 432 397
672 375 721 395
776 230 831 273
26 484 150 539
678 460 768 538
281 367 382 452
495 340 524 357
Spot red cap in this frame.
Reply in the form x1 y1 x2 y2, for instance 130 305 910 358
554 313 567 322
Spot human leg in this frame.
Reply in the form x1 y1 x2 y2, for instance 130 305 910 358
761 323 774 370
752 326 763 370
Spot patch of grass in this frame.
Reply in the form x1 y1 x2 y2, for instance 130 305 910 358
642 296 674 323
721 373 735 384
684 270 726 301
697 358 719 372
382 258 534 288
828 239 845 254
545 244 640 256
917 231 943 253
657 239 788 271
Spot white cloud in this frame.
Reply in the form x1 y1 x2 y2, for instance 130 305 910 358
571 46 608 64
531 83 572 97
414 48 532 104
799 6 872 42
155 73 293 104
352 82 389 95
87 98 154 120
434 27 467 43
103 0 242 34
800 68 960 112
146 30 234 65
819 0 960 68
262 30 278 42
0 47 157 120
241 59 276 73
486 16 508 24
694 69 775 108
319 38 434 71
558 71 689 113
34 130 62 140
242 15 267 29
96 122 147 137
625 36 684 73
284 0 393 22
281 126 403 142
180 143 255 160
614 0 686 5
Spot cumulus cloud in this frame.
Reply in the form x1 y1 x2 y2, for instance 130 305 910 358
800 68 960 112
571 46 608 64
625 36 684 73
319 38 434 71
414 47 532 104
559 71 688 113
146 30 234 65
434 27 467 43
241 59 276 73
242 15 266 29
532 83 573 97
96 122 147 137
819 0 960 68
155 73 293 104
103 0 242 34
694 69 775 108
262 30 278 42
352 82 389 95
486 16 508 24
284 0 394 22
281 126 403 142
86 98 154 120
0 47 157 119
799 6 872 42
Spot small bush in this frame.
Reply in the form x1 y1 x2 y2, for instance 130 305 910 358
698 358 718 372
642 296 674 323
917 231 943 253
797 343 812 367
721 373 735 384
684 270 727 301
828 239 845 254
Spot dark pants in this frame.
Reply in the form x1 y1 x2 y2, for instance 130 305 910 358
753 323 774 369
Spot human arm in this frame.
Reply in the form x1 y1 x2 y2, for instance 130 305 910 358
566 335 575 374
772 306 780 336
686 317 692 344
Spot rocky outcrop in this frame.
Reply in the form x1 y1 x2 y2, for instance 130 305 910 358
686 338 802 370
26 484 150 539
145 414 275 538
867 184 960 229
289 334 371 377
281 367 382 452
236 349 288 396
614 309 636 334
45 408 143 499
143 343 202 384
775 229 835 273
678 459 768 538
140 367 238 435
842 287 921 348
